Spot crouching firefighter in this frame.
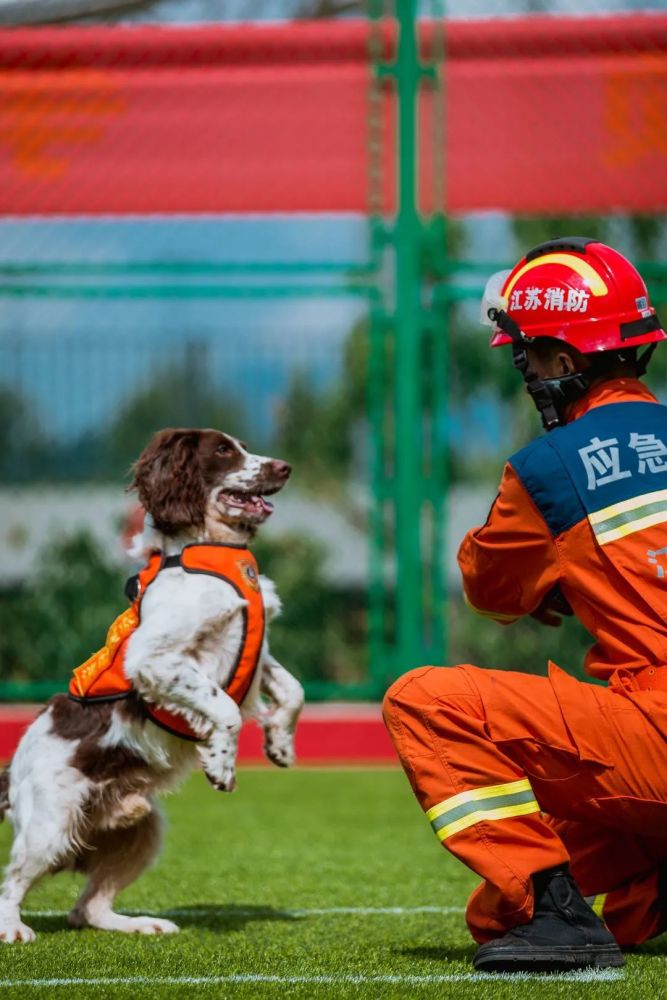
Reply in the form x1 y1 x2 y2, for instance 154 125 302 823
383 237 667 972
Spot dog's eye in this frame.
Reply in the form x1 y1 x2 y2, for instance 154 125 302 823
216 443 233 456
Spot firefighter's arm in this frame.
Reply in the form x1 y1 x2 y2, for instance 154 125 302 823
457 463 562 626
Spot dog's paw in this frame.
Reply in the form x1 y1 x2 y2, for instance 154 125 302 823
0 920 36 944
198 742 237 792
203 767 237 792
131 916 180 935
264 731 295 769
68 909 180 935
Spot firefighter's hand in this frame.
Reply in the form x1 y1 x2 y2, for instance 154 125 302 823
530 587 574 628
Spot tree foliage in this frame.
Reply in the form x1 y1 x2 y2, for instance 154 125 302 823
0 387 50 482
0 532 126 683
104 349 246 482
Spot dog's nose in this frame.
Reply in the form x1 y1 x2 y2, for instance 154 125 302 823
271 460 291 479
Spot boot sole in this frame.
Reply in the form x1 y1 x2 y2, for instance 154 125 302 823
473 943 625 974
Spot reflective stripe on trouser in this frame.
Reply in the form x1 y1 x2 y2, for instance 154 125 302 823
426 779 540 842
585 893 607 919
382 665 570 943
579 872 666 946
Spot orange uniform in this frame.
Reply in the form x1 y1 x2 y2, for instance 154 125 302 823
384 379 667 946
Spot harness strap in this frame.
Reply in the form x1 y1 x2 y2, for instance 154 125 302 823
489 307 561 431
124 553 181 602
162 554 182 569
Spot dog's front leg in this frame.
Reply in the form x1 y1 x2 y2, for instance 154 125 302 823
259 654 304 768
196 690 242 792
130 659 242 792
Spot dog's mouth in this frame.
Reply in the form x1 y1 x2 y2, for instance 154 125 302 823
217 489 275 521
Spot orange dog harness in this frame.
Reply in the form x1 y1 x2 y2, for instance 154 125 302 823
68 543 265 740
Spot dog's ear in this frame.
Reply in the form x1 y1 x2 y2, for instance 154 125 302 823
130 429 207 534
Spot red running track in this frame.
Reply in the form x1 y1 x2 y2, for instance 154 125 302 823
0 703 396 765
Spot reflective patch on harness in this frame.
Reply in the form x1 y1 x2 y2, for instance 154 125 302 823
70 606 138 699
425 778 539 842
589 487 667 545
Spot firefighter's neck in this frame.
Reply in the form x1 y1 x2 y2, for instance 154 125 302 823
524 345 638 424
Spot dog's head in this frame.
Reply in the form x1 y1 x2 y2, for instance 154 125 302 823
131 428 291 537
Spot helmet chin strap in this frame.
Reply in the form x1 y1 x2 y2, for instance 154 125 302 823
488 308 584 432
488 309 659 432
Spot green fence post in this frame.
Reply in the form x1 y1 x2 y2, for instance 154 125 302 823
366 1 447 696
393 0 424 676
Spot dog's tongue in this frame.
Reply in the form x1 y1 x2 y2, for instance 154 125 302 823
242 495 273 515
220 490 274 517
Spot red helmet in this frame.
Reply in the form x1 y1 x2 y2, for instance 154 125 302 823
483 237 665 353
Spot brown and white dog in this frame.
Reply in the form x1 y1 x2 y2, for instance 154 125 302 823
0 429 304 943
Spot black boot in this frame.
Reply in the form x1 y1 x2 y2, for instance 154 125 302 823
473 865 625 973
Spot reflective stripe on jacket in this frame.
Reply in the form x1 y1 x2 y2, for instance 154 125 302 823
68 543 265 740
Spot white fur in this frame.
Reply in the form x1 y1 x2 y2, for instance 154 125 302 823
0 436 304 944
0 713 91 942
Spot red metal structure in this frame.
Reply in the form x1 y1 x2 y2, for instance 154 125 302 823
0 15 665 216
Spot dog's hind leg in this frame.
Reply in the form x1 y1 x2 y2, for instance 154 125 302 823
0 721 90 944
0 836 55 943
101 793 152 831
69 804 179 935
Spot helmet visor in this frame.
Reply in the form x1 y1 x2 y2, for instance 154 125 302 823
480 269 511 331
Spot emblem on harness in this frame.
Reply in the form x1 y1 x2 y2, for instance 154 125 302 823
237 558 260 592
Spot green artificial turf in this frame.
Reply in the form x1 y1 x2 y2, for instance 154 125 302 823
0 768 664 999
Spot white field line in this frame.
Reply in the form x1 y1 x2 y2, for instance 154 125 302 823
23 905 465 918
0 971 625 988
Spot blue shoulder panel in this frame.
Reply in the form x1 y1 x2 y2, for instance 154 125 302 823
510 401 667 536
510 432 585 537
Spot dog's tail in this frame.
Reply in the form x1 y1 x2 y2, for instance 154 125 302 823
0 767 10 822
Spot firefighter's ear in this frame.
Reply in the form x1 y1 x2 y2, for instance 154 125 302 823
130 429 207 534
556 352 577 377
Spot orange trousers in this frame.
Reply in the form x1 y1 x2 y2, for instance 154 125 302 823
383 663 667 946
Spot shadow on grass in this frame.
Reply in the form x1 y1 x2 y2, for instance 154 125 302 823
160 904 300 932
624 932 667 957
25 904 298 936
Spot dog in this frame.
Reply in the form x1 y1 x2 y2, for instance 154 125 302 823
0 428 304 943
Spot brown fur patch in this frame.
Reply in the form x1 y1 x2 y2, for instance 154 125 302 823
73 739 149 785
49 693 114 742
73 806 161 877
48 693 150 783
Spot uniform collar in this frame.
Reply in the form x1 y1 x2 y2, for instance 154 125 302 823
565 378 657 423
